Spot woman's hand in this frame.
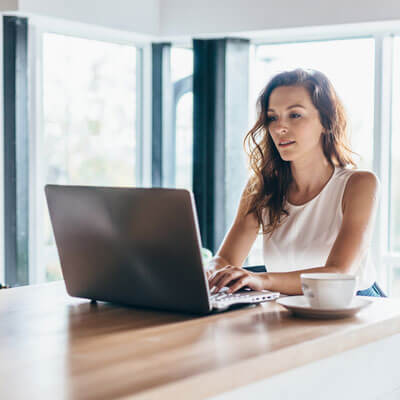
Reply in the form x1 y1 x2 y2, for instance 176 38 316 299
208 266 266 294
205 256 230 280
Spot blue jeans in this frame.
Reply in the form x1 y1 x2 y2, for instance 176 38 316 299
356 282 386 297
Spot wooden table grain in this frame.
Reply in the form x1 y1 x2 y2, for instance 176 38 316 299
1 281 400 400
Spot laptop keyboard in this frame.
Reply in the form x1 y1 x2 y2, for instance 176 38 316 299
210 288 280 309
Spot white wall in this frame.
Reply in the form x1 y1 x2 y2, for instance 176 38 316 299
0 0 17 12
3 0 400 38
160 0 400 37
18 0 160 36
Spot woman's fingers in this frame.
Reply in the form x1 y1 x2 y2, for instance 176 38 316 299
208 266 234 288
228 276 251 293
209 267 244 292
208 267 264 294
207 265 230 281
213 272 241 292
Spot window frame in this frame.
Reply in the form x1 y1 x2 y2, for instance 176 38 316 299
0 16 3 284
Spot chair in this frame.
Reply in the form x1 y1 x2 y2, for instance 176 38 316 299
372 282 387 297
243 265 267 273
0 283 10 289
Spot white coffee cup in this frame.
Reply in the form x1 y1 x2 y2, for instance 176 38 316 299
300 273 357 309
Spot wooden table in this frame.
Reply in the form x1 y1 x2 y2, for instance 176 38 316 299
1 282 400 400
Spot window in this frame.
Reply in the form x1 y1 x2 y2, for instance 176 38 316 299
389 37 400 296
247 38 375 266
175 92 193 190
391 37 400 254
36 33 139 282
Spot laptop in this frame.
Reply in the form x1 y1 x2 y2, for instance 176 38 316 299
45 185 280 314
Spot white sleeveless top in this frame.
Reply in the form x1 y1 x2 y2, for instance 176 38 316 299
262 167 376 291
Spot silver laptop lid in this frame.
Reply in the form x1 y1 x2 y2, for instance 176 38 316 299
45 185 212 314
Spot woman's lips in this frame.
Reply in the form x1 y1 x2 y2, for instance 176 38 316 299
279 141 296 147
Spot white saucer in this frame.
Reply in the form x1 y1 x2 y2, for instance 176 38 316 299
276 296 372 319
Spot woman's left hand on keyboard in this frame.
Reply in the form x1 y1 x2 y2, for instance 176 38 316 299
208 265 268 294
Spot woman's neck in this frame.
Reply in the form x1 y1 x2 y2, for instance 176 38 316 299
289 158 334 198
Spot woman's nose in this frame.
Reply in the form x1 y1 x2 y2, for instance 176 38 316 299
274 123 288 135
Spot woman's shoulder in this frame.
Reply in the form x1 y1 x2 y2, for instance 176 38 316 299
336 167 379 184
341 168 379 185
342 168 380 203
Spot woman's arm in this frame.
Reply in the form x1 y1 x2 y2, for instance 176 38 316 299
210 171 379 295
206 183 260 274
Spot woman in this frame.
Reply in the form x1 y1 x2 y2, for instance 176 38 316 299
207 68 384 297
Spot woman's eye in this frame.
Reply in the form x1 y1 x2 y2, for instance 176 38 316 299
267 115 276 122
290 113 301 119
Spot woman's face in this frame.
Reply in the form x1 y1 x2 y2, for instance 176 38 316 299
266 85 325 162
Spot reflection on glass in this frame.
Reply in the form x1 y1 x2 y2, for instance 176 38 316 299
42 33 137 281
247 38 375 266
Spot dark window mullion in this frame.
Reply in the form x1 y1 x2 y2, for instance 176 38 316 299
193 39 226 253
193 38 249 254
3 16 29 286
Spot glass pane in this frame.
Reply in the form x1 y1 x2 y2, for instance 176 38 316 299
391 266 400 297
41 33 137 282
391 37 400 253
247 38 375 266
175 93 193 190
171 47 193 191
171 47 193 82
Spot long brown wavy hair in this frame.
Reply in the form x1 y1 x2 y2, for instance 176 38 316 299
243 68 357 237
